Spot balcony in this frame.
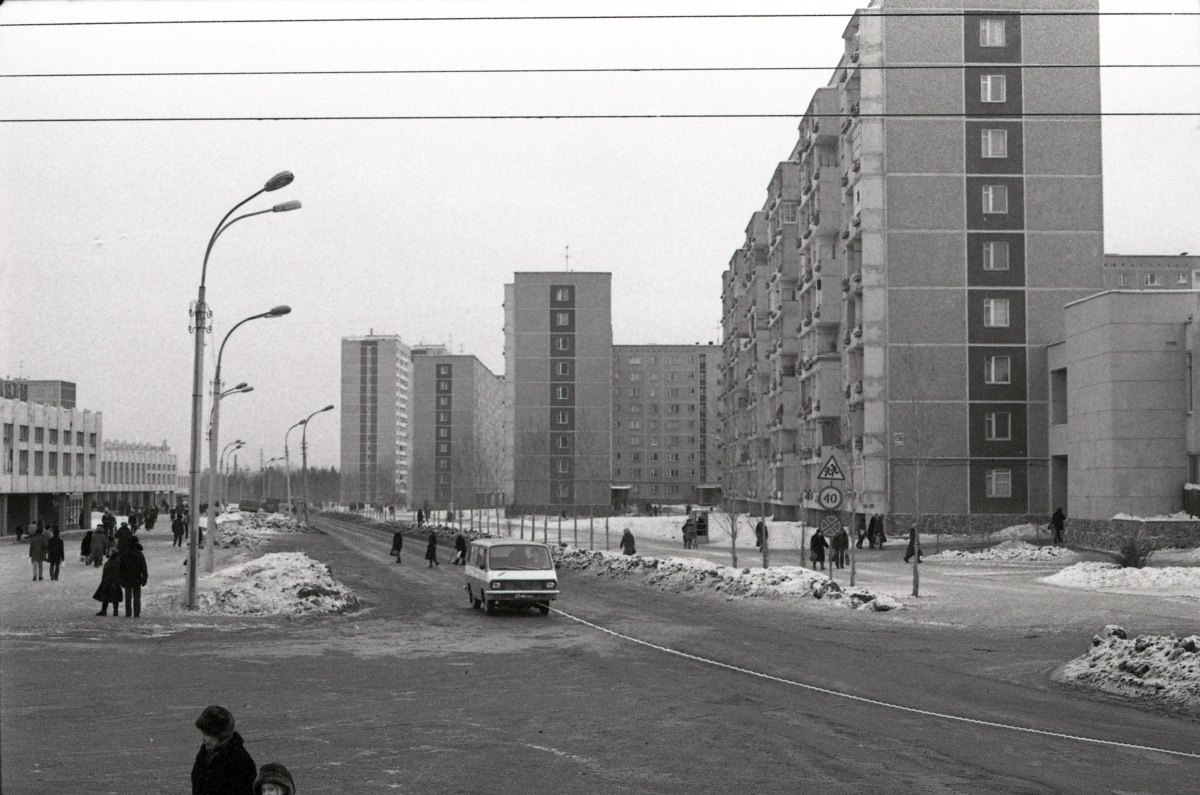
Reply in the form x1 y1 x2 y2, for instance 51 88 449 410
841 277 850 293
851 102 860 118
853 158 862 173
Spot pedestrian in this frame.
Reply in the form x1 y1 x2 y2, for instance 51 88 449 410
875 514 887 548
28 526 48 581
682 518 696 549
173 514 186 547
93 551 123 616
865 514 879 549
80 529 94 563
89 525 109 567
452 533 467 565
15 522 24 541
192 705 257 795
120 538 148 617
755 518 768 551
904 527 923 564
855 515 867 549
1050 507 1065 546
146 505 159 530
829 526 847 568
425 530 440 567
115 521 134 554
619 527 636 556
446 509 455 525
416 508 425 527
79 507 88 529
809 530 828 571
102 509 116 535
47 527 65 581
390 530 403 564
253 762 295 795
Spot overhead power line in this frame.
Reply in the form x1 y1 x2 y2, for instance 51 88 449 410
2 11 1198 27
3 64 1196 79
2 112 1195 124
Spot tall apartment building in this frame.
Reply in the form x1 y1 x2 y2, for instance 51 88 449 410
722 1 1104 529
504 272 612 513
0 379 77 408
410 353 506 511
610 344 723 510
339 335 413 505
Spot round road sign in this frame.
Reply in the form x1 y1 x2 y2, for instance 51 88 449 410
817 485 843 511
819 514 842 539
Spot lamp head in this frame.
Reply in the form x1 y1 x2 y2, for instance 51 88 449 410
264 171 294 192
240 386 255 394
272 200 301 213
233 382 248 391
322 404 335 412
266 305 291 317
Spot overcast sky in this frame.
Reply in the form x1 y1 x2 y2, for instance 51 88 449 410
1 0 1197 470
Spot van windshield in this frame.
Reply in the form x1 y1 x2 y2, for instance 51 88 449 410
486 544 553 571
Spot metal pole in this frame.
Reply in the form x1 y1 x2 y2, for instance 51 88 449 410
205 369 221 573
186 286 206 610
302 422 310 525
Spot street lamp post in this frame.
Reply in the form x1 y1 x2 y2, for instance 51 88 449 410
284 419 307 512
186 171 299 610
205 305 290 572
301 404 335 526
219 439 244 507
263 456 284 499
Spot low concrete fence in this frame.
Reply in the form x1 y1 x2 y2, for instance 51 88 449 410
1066 518 1200 551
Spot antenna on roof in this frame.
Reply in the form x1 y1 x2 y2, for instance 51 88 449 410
565 245 570 272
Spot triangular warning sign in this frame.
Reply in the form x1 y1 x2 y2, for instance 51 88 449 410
817 455 845 481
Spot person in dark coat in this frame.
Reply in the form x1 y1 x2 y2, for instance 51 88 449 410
1050 507 1065 545
425 531 439 567
173 515 186 547
93 552 123 616
831 527 849 569
120 539 148 617
253 762 295 795
904 527 923 564
80 529 94 563
146 506 159 530
89 525 109 567
102 509 116 535
28 527 48 581
452 533 467 565
192 705 257 795
865 514 879 549
115 522 134 554
416 508 425 527
809 530 828 571
47 528 65 581
619 527 636 556
754 518 767 550
390 530 403 564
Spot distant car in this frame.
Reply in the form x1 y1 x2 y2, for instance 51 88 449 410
239 500 261 513
464 538 559 616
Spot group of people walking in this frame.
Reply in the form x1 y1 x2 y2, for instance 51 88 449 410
389 528 467 567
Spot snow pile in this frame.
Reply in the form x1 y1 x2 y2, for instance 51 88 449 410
213 512 311 549
241 512 307 534
1042 561 1200 595
554 548 901 611
1057 625 1200 715
195 552 358 615
927 540 1079 564
1112 511 1194 522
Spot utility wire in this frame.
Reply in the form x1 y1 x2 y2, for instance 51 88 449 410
2 112 1195 124
2 11 1198 27
3 64 1196 79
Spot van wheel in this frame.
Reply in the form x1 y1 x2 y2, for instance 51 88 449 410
538 603 550 616
484 599 496 615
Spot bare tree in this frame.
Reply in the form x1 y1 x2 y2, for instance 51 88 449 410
709 507 741 568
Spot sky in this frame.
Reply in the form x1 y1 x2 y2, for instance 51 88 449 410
1 0 1198 469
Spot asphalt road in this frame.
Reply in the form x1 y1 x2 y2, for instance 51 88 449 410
1 516 1196 794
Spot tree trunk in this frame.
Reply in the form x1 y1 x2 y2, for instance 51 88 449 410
912 528 921 597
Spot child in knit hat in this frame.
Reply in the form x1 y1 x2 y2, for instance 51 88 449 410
254 762 296 795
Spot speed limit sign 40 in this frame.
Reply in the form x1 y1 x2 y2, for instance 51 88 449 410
817 485 843 511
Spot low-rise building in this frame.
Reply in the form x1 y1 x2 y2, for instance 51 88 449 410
99 440 179 514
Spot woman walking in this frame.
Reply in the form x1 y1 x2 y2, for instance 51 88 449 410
425 530 440 567
47 528 65 581
619 527 636 556
28 527 48 581
93 551 123 616
390 530 403 564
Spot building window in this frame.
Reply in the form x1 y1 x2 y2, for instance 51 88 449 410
1144 273 1162 287
437 364 451 376
628 356 642 365
983 185 1008 214
34 427 44 443
985 411 1012 441
19 450 29 474
555 336 570 351
1178 273 1190 285
556 410 570 425
983 298 1010 328
436 459 450 471
979 18 1006 47
982 241 1010 271
986 468 1013 498
629 419 642 430
557 460 570 474
554 312 571 328
981 128 1008 159
34 451 43 475
558 484 572 498
556 386 571 400
19 425 29 442
77 432 84 446
981 74 1007 103
1116 272 1130 287
437 443 449 454
985 355 1012 384
629 372 642 382
48 451 58 474
437 396 451 409
437 428 450 439
556 436 571 450
556 361 572 376
554 287 572 302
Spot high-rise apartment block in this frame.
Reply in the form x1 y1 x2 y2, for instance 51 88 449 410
410 354 506 511
339 335 413 505
504 272 612 513
722 1 1104 529
610 344 722 510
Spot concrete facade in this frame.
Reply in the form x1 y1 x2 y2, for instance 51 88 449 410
99 440 179 511
339 335 413 505
611 344 723 510
1 397 102 534
1102 254 1200 291
410 354 506 512
1047 290 1200 521
505 272 612 513
721 0 1104 529
0 379 77 408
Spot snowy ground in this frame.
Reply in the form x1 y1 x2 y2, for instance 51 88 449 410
192 551 358 616
927 539 1080 564
1056 625 1200 715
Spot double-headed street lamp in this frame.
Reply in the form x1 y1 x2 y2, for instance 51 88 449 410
219 439 245 504
263 456 284 500
205 305 290 572
187 171 300 610
301 404 335 525
284 419 307 511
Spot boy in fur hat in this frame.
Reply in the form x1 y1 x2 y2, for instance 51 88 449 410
254 762 296 795
192 705 257 795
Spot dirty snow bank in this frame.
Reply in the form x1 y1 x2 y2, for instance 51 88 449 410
1042 562 1200 596
213 512 314 550
194 552 358 615
1056 625 1200 716
554 547 901 611
927 540 1079 564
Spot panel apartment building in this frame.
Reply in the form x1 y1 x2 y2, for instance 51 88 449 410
721 1 1104 529
611 344 723 510
339 334 413 505
410 353 506 512
504 272 612 514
